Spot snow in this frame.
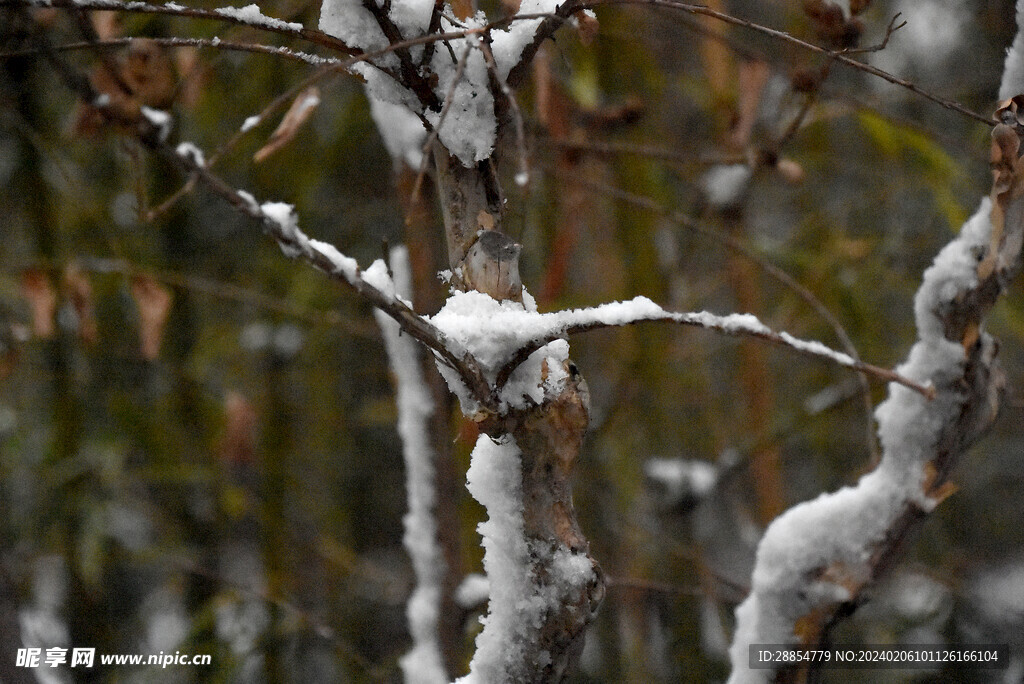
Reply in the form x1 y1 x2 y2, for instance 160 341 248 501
369 97 426 169
429 291 867 414
725 182 998 683
388 0 434 40
318 0 566 166
425 32 498 165
644 457 718 505
175 141 205 167
375 246 448 684
456 434 596 683
455 573 490 609
971 559 1024 626
702 164 752 209
240 115 261 132
362 257 396 297
308 239 358 280
488 0 564 79
1004 2 1024 100
140 106 171 142
319 0 389 52
259 201 306 258
214 4 303 32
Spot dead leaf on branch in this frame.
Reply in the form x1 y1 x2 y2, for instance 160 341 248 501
130 275 172 361
20 268 56 339
253 87 321 163
72 39 178 137
221 391 258 466
729 60 770 151
574 10 599 46
64 263 98 345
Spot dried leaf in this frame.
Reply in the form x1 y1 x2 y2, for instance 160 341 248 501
450 0 474 20
71 39 177 137
130 275 172 360
776 157 805 184
173 47 208 109
21 268 56 339
64 264 98 345
123 39 178 109
575 10 599 46
729 60 770 150
254 87 321 163
91 11 120 40
221 391 258 466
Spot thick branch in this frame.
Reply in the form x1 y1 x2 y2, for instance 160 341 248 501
725 121 1024 684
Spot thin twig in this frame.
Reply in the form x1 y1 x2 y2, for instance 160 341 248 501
479 38 530 186
1 0 358 55
567 175 869 375
409 41 473 204
588 0 994 127
1 35 347 66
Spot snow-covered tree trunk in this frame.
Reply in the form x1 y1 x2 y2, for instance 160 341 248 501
431 140 605 681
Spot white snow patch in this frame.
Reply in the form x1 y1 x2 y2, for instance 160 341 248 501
369 97 427 169
376 246 449 684
140 106 171 141
455 573 490 609
175 141 205 167
725 200 999 681
319 0 389 51
214 4 303 31
241 115 261 132
702 164 752 208
1005 1 1024 100
645 457 718 505
456 435 595 683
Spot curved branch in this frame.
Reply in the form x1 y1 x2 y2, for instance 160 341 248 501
490 297 933 398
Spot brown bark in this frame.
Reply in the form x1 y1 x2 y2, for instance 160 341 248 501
433 139 606 681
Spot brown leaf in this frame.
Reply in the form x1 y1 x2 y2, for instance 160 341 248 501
221 391 258 466
575 10 599 46
20 268 56 339
253 87 321 163
776 157 805 185
64 264 98 345
91 11 120 41
71 39 177 137
130 275 172 361
123 39 178 110
729 60 770 151
173 47 208 109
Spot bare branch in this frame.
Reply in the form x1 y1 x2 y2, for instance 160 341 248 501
1 0 359 55
1 35 347 66
587 0 994 127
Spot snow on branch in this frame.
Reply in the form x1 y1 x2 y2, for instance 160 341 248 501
725 16 1024 680
318 0 588 165
9 0 358 55
458 433 599 683
374 247 448 684
426 290 933 417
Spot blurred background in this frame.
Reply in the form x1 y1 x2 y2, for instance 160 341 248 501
2 0 1023 681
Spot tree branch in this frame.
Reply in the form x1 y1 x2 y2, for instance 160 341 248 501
587 0 994 127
